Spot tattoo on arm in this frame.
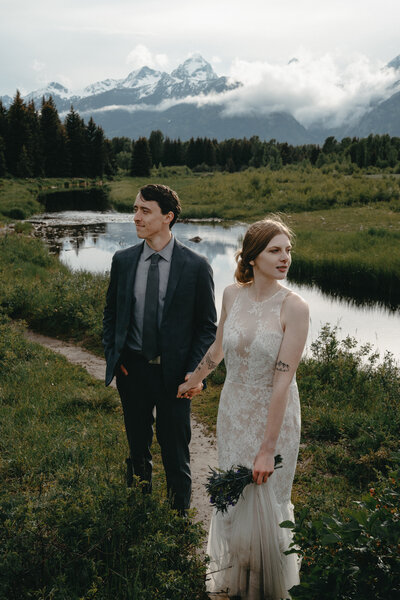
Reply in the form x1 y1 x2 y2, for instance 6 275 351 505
205 353 218 370
276 360 290 372
195 350 218 375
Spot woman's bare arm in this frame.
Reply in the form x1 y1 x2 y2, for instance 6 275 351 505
253 293 309 484
177 285 238 397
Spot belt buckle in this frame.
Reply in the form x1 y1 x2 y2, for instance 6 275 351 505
148 355 161 365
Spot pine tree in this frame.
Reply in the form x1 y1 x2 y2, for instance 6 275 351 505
0 101 8 143
25 100 43 176
15 145 33 177
0 135 6 176
65 107 88 177
149 130 164 167
40 97 68 176
130 137 152 176
6 91 30 175
86 117 107 177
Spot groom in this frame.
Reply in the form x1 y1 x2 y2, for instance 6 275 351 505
103 184 217 513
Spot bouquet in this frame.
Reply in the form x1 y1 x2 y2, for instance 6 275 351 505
205 455 282 513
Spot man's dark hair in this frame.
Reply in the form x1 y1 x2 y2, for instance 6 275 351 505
139 184 181 228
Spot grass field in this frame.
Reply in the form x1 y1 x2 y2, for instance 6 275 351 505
1 168 399 597
0 318 208 599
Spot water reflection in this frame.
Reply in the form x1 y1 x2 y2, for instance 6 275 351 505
31 211 400 359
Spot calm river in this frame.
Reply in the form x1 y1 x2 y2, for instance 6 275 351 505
30 211 400 361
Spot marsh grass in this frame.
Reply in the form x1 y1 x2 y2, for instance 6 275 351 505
0 318 208 599
108 169 400 220
0 233 107 352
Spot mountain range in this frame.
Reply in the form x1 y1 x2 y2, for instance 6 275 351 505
1 53 400 145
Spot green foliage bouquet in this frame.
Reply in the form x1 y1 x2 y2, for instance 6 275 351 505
205 455 282 513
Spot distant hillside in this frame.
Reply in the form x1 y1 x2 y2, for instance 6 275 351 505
352 90 400 137
89 103 313 145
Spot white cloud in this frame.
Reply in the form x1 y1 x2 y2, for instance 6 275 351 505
32 59 45 72
218 52 399 128
126 45 169 71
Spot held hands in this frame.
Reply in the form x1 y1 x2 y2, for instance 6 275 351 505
253 444 275 485
177 373 203 399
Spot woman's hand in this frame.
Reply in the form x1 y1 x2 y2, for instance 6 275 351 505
253 445 275 485
177 373 203 399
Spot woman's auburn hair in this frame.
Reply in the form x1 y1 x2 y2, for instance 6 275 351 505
234 216 294 285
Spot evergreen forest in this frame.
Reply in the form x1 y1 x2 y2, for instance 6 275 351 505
1 92 400 180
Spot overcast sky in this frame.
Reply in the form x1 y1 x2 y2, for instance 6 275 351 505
1 0 399 126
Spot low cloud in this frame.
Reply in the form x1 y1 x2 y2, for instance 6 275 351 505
221 52 399 128
32 59 45 72
126 44 169 72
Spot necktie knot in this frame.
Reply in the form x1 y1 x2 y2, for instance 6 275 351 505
150 253 160 266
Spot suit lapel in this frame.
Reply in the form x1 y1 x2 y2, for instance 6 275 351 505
122 242 143 310
162 240 187 320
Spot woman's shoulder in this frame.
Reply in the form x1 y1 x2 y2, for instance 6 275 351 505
282 288 309 318
222 283 243 313
223 282 242 297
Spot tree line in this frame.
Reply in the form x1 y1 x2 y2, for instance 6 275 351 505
113 131 400 176
0 92 116 178
1 91 400 179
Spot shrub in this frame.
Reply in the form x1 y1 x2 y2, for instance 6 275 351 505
284 455 400 600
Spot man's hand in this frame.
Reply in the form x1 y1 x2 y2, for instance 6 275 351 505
178 373 203 399
120 364 128 376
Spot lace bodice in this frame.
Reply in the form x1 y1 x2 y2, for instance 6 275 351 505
223 285 293 388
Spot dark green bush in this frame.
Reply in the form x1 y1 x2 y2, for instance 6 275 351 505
284 455 400 600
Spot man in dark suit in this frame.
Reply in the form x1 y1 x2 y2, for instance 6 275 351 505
103 184 217 513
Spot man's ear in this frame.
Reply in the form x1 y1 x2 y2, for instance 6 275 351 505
165 211 174 224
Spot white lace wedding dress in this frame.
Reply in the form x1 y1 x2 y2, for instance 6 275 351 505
206 285 301 600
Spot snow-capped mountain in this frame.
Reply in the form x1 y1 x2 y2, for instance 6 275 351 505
2 53 400 143
25 81 76 103
6 55 238 112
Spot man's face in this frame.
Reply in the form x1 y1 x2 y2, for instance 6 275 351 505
133 193 172 240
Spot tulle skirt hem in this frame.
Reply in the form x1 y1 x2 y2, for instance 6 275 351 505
206 483 299 600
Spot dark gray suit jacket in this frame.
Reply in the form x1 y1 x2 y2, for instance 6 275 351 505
102 238 217 394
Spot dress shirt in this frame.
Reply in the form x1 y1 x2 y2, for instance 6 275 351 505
126 236 174 351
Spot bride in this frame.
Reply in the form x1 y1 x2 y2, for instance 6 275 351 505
178 216 309 600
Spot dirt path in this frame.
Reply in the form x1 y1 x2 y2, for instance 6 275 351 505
24 330 218 532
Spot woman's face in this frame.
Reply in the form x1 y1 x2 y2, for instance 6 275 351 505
251 233 292 281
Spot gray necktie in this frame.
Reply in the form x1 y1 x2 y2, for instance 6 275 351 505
142 253 160 361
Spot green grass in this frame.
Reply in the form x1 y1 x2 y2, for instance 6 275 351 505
108 168 400 219
0 317 208 599
0 232 107 353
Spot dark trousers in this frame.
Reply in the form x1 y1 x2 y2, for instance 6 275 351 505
116 350 192 512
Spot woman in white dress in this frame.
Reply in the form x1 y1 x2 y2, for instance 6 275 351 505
178 217 309 600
